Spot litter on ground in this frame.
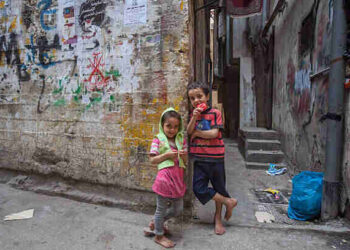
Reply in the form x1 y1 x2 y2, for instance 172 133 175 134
255 211 275 223
266 164 287 176
4 209 34 221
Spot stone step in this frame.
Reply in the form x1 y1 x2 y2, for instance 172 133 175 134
246 150 284 163
239 127 280 140
246 139 281 151
246 162 288 170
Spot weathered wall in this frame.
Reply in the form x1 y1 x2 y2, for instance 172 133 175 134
271 0 350 216
0 0 190 192
270 0 329 174
232 18 256 128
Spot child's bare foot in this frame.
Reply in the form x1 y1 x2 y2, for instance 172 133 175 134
163 222 171 235
149 220 155 231
224 198 238 221
154 235 175 248
148 220 170 235
143 227 155 237
214 216 226 235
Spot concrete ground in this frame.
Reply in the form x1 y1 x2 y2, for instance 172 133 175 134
1 141 350 250
1 183 350 250
193 140 350 232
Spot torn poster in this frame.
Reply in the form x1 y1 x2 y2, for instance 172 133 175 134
124 0 147 25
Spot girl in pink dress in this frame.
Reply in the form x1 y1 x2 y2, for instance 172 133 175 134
144 107 187 248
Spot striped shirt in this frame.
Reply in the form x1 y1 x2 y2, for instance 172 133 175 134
189 108 225 162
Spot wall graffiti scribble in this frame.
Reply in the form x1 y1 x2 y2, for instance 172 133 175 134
38 0 57 31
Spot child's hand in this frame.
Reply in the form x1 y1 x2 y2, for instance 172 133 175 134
165 150 178 161
193 108 202 118
178 150 187 161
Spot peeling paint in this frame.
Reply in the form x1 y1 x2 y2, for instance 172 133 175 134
0 0 190 192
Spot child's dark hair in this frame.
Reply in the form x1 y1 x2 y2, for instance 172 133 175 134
187 81 210 96
161 110 181 127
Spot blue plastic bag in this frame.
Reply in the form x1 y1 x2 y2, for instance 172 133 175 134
288 171 323 220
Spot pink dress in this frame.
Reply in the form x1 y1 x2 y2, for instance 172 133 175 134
150 138 187 198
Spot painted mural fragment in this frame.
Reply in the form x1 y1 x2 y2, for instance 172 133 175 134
77 0 109 51
59 0 77 52
38 0 57 31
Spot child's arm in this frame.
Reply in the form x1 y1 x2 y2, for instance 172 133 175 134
187 108 202 135
191 128 219 141
149 151 178 165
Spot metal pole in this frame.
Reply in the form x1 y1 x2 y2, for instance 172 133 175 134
321 0 347 220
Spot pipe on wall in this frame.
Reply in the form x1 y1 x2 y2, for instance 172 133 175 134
321 0 347 220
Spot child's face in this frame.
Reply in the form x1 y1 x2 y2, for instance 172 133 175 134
163 117 180 139
188 88 209 108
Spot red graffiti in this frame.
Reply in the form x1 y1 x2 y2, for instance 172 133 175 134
287 58 310 116
85 52 110 91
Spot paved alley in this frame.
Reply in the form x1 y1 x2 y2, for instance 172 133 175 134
1 142 350 250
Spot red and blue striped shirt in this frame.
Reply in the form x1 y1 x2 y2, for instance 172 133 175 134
189 108 225 162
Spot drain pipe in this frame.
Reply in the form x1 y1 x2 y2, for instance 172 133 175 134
321 0 347 220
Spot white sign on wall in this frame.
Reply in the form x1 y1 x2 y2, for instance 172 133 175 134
123 0 147 25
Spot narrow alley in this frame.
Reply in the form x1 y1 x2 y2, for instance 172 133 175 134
1 0 350 249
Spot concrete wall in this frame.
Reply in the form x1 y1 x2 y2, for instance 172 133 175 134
272 0 329 172
0 0 190 192
239 56 256 127
232 18 256 128
271 0 350 216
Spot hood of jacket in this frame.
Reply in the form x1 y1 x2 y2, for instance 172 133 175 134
158 107 184 138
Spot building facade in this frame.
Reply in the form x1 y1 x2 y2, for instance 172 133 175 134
0 0 191 201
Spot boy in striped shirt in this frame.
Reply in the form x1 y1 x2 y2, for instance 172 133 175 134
187 81 238 235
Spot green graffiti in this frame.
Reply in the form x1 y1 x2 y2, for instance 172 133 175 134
52 79 64 94
86 96 102 110
73 96 80 102
105 69 121 77
110 95 115 102
73 84 82 95
53 99 66 106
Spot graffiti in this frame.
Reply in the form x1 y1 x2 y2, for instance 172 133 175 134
51 54 120 110
294 61 311 94
80 19 100 50
38 0 57 31
79 0 107 30
22 3 34 30
62 6 77 51
52 75 81 106
143 34 161 47
286 58 311 115
84 52 110 91
0 33 31 81
37 75 51 113
0 33 20 66
25 34 61 68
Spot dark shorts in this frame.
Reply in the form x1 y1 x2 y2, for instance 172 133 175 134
192 160 230 205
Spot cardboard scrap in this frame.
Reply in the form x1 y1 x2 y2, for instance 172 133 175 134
255 211 275 223
4 209 34 221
